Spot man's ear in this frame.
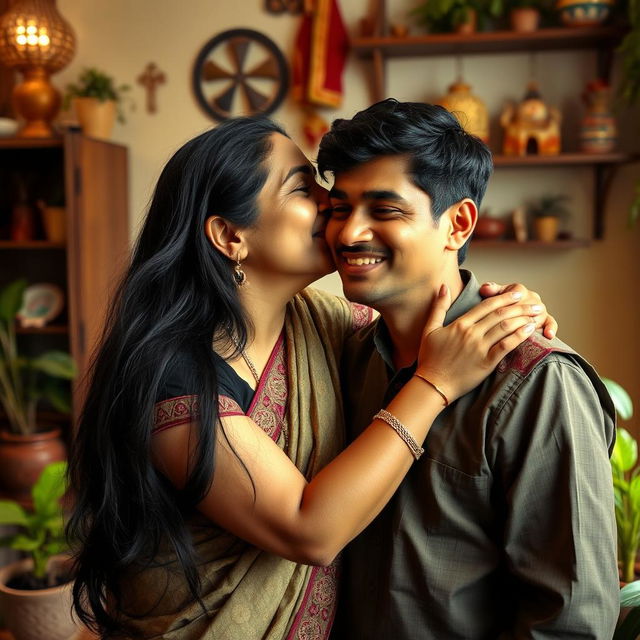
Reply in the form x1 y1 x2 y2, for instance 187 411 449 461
444 199 477 251
204 215 246 261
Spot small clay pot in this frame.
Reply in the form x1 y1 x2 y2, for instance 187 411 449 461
510 7 541 31
455 9 477 34
474 217 507 239
533 216 559 242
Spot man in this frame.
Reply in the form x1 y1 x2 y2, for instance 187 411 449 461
317 99 619 639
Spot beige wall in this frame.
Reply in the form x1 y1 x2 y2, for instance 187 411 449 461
56 0 640 430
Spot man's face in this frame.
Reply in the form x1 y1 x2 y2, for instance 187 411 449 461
326 155 452 309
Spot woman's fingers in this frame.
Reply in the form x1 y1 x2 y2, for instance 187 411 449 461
541 313 558 339
456 290 525 325
423 284 451 335
483 315 536 350
487 321 537 364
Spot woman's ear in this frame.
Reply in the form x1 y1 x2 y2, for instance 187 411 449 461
204 216 246 261
444 199 477 251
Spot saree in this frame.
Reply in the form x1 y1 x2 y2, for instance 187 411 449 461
116 288 372 640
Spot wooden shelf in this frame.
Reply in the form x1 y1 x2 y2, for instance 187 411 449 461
472 239 591 249
0 241 66 249
15 325 69 335
352 26 626 58
493 152 635 167
0 137 62 149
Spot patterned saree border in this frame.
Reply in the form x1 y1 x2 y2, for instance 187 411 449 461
286 560 340 640
152 395 199 434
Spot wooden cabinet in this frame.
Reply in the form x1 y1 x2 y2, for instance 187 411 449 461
352 23 635 242
0 132 129 426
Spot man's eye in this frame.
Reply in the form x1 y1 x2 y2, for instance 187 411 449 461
330 206 350 219
374 207 399 215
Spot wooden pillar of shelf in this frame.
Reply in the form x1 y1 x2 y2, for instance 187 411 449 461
593 163 616 239
0 0 15 118
372 48 385 102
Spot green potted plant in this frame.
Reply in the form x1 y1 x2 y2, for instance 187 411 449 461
410 0 503 33
63 67 131 140
0 279 76 503
504 0 551 30
603 378 637 584
526 193 571 242
0 461 80 640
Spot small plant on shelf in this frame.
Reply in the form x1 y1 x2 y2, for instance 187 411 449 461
63 67 131 124
0 280 77 435
410 0 503 32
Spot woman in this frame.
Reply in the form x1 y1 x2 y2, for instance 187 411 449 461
68 117 554 639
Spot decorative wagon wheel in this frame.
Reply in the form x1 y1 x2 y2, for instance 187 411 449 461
193 28 289 122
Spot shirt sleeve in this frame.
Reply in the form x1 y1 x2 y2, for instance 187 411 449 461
489 356 619 639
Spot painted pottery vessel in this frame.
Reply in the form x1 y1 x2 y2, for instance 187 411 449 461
580 80 616 153
556 0 614 26
437 80 489 142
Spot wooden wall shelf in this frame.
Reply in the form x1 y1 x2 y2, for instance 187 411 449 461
472 239 591 249
352 26 625 59
0 137 62 149
493 152 634 168
0 241 66 249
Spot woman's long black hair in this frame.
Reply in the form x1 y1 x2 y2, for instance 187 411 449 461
67 117 286 636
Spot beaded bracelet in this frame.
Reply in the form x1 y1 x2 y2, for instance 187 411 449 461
374 409 424 460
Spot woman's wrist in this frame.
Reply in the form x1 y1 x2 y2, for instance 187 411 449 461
413 372 449 407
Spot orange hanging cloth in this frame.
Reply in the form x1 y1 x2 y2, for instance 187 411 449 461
293 0 349 144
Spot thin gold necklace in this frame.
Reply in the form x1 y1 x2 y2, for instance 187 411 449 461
230 335 260 384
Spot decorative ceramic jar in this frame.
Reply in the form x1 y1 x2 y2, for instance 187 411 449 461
500 82 561 156
556 0 614 26
474 216 507 239
437 80 489 142
580 79 617 153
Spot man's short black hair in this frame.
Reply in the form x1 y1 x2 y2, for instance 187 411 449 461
317 99 493 264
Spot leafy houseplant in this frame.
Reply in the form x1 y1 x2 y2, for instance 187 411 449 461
0 461 69 587
63 67 131 124
0 462 79 640
411 0 503 32
526 194 571 241
603 378 637 584
0 279 77 435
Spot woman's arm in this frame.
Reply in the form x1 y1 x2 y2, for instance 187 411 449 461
152 289 537 566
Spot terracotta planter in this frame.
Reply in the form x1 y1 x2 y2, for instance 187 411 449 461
39 206 67 243
0 429 67 507
533 216 560 242
455 9 477 34
0 555 79 640
510 7 541 31
73 97 117 140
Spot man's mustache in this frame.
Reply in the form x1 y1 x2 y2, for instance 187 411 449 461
335 244 391 258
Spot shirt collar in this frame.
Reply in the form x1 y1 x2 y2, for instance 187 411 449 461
373 269 482 372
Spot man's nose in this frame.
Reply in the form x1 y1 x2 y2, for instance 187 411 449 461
338 210 373 245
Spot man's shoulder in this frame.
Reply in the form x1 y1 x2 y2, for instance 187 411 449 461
496 332 577 378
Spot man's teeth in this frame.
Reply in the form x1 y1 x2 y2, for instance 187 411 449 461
345 257 383 266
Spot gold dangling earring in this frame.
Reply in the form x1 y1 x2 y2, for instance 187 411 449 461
234 257 247 286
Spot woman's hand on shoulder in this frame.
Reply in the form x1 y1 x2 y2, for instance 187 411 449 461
416 285 537 403
479 281 557 339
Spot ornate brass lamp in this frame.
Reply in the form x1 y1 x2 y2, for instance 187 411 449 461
0 0 75 137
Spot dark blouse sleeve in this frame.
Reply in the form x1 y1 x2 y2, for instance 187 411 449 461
152 352 253 435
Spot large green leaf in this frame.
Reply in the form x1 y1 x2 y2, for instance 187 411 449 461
603 378 634 421
30 351 77 380
10 531 44 551
0 280 27 325
631 476 640 513
612 429 638 473
41 378 72 414
0 500 28 526
32 461 68 517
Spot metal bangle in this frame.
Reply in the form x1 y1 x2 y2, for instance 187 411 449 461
374 409 424 461
413 373 449 407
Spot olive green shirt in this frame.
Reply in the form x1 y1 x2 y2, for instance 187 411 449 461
338 271 618 640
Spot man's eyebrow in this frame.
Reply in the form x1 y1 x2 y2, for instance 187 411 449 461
329 188 408 205
282 165 314 185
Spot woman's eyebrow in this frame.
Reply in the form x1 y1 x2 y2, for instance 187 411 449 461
282 165 314 185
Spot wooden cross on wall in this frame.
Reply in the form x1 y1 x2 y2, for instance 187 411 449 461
137 62 166 114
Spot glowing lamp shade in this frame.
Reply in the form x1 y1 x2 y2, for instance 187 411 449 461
0 0 75 137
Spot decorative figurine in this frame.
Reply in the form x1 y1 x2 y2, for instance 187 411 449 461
500 82 561 156
580 79 617 154
437 79 489 143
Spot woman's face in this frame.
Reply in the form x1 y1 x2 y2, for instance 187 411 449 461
243 133 334 286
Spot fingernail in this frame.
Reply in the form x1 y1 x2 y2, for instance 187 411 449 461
549 329 555 338
531 304 542 313
439 284 448 297
524 323 535 334
511 292 523 300
483 281 496 287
